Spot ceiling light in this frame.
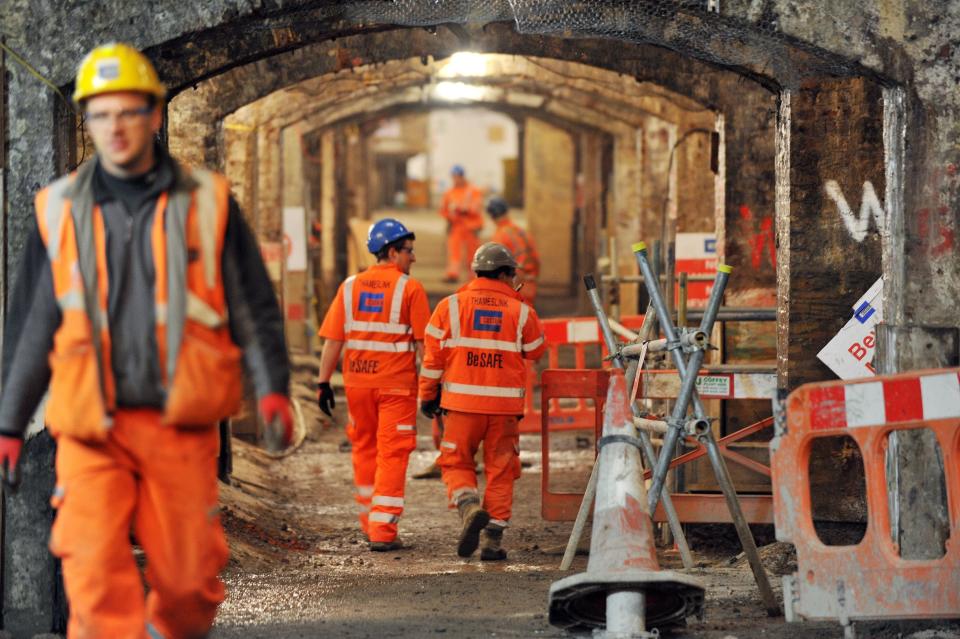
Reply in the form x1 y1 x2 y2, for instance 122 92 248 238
433 81 490 102
439 52 489 77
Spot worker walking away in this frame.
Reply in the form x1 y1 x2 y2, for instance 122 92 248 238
486 196 541 303
316 219 430 551
439 164 484 283
0 43 292 639
419 243 546 560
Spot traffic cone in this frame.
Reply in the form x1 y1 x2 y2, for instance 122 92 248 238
549 370 704 637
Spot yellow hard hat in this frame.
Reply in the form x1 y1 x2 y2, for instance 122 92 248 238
73 43 166 104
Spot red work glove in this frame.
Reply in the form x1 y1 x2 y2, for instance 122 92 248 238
0 435 23 488
259 393 294 451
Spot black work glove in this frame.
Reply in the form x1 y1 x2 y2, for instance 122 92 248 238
421 396 442 419
317 381 336 417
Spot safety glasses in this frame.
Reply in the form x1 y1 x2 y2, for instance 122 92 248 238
84 105 154 128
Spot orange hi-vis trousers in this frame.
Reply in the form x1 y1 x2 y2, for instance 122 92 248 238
445 223 480 280
345 386 418 542
49 409 228 639
437 411 521 527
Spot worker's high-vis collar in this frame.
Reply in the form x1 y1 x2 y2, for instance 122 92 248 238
367 262 404 273
459 277 524 302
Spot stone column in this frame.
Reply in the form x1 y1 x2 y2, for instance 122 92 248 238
524 117 575 293
2 66 67 637
776 78 885 391
610 126 644 314
576 131 605 314
282 124 308 352
256 126 282 242
319 130 338 310
877 90 959 559
773 78 887 529
723 85 778 307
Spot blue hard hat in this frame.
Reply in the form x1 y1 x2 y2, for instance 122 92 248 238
451 164 465 176
367 218 415 254
486 196 508 217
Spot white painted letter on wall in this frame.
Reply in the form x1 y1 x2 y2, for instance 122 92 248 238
823 180 886 242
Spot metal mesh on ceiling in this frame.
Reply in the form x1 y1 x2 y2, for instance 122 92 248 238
341 1 860 80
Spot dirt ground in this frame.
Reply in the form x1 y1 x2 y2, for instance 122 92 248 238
212 213 958 638
211 389 960 639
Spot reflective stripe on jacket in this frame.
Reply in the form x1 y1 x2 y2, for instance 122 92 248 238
419 278 546 415
319 263 430 389
35 160 242 440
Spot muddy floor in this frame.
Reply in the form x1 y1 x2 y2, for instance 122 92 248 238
211 390 960 639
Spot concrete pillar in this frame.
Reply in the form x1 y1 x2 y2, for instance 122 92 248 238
775 79 885 391
877 89 959 559
524 117 575 292
167 88 211 169
610 128 644 314
319 130 338 310
166 78 240 171
772 79 887 527
2 65 66 636
723 87 778 306
256 126 282 241
223 123 258 222
341 124 368 276
282 124 308 352
346 124 369 223
332 128 351 284
577 132 605 313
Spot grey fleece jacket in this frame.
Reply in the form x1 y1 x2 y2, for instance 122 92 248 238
0 148 289 437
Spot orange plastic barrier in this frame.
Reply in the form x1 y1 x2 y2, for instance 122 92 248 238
540 368 610 520
773 367 960 628
520 314 645 434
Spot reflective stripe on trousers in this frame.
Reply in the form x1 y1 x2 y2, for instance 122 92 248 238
443 382 525 398
369 512 400 524
345 386 417 543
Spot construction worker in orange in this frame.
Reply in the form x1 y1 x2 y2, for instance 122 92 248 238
439 164 484 283
0 43 293 638
316 219 430 552
419 243 546 560
486 196 541 303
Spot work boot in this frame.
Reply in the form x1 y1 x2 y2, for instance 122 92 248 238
456 497 490 558
412 461 442 480
480 525 507 561
369 539 403 552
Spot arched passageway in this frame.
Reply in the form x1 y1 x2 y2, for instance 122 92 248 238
2 3 958 637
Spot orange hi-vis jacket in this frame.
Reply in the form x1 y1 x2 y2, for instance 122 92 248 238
419 278 546 415
35 161 242 442
492 217 540 282
440 183 484 231
319 263 430 389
